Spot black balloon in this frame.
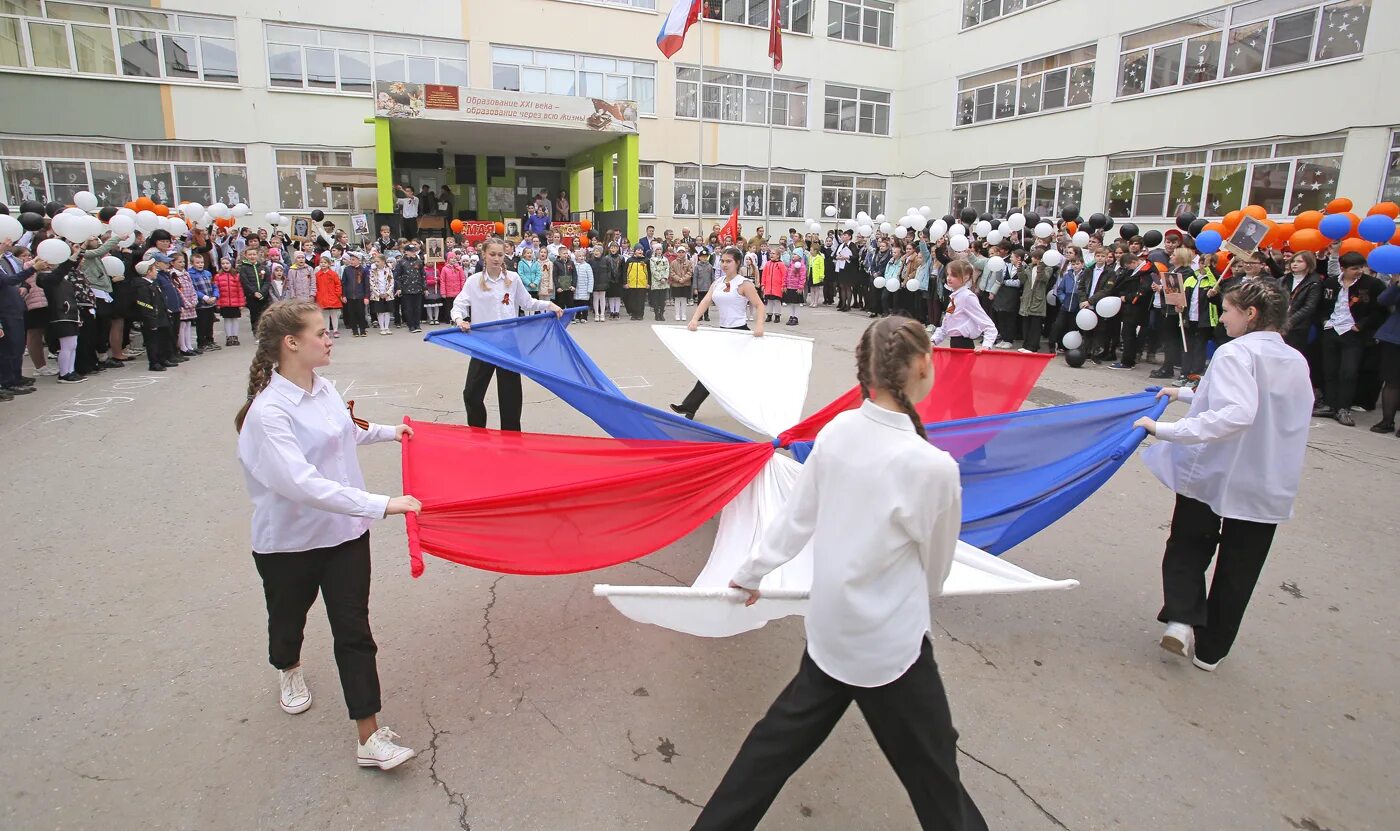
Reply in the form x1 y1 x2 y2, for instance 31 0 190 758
1074 216 1086 228
959 207 977 224
1088 213 1107 230
1121 223 1140 239
1025 212 1041 227
1187 218 1208 237
977 212 993 223
45 201 63 217
990 218 1001 230
98 206 117 221
1175 211 1197 232
20 200 43 215
310 209 325 222
942 214 956 227
1064 347 1087 368
0 203 7 215
1142 229 1163 248
19 212 44 231
1102 216 1115 231
1061 204 1079 222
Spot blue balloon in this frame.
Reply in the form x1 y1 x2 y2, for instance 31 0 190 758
1357 213 1397 244
1367 244 1400 275
1195 230 1223 254
1318 212 1353 241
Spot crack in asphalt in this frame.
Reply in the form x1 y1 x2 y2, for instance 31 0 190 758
482 576 504 679
957 746 1068 830
424 712 472 831
625 730 651 762
627 560 688 586
617 771 704 809
936 622 998 669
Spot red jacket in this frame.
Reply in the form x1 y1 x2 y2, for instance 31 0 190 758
315 269 342 308
213 270 244 308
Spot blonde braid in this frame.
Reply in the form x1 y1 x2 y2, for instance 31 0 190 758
233 299 321 432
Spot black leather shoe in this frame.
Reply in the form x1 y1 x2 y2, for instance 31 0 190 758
162 359 180 368
669 404 695 419
1 384 35 395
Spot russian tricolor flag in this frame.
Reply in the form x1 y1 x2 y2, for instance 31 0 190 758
657 0 702 58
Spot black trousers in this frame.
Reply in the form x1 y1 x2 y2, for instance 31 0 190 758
948 335 975 349
195 306 216 347
1021 313 1044 352
0 313 23 385
402 292 424 331
343 299 368 335
693 640 986 831
463 358 523 431
145 326 171 368
1182 323 1211 376
1159 313 1183 372
247 297 269 334
1049 308 1077 351
678 324 747 414
253 531 380 720
1095 316 1121 359
1321 328 1365 411
76 311 101 373
624 288 647 319
648 288 668 319
994 308 1018 343
1118 313 1144 367
1158 495 1277 665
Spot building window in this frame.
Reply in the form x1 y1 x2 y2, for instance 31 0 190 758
950 161 1085 219
827 0 893 47
0 2 236 83
676 66 808 128
491 46 655 114
276 148 353 211
824 84 891 135
702 0 812 34
1106 137 1344 219
820 174 885 219
957 46 1095 126
1117 0 1370 99
1 137 246 208
638 162 655 215
961 0 1058 29
672 165 805 217
559 0 656 8
1381 130 1400 204
265 24 467 94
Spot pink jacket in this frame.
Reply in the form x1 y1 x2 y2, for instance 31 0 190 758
438 263 466 297
785 258 807 291
22 274 48 310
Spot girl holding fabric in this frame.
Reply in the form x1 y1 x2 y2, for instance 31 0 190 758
670 246 765 420
693 316 986 831
234 299 420 770
1134 280 1312 671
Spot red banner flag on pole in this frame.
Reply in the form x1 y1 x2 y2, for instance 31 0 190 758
768 0 783 70
718 206 740 243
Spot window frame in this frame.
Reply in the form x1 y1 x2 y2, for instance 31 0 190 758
826 0 894 48
638 162 655 216
823 83 892 136
955 45 1096 127
274 147 355 212
1114 0 1371 101
949 161 1086 220
675 64 810 129
701 0 814 36
960 0 1060 31
1380 129 1400 205
819 174 886 220
263 23 468 96
490 44 656 115
671 165 807 219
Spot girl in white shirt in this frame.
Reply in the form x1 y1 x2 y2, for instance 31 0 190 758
669 246 765 420
693 316 987 831
1134 280 1312 671
931 259 996 351
234 299 421 770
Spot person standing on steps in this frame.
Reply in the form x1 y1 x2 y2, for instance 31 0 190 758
234 299 421 770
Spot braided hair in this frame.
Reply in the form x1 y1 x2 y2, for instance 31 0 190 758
855 316 931 440
233 299 323 432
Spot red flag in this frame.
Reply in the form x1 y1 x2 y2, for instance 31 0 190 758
718 206 740 244
768 0 783 70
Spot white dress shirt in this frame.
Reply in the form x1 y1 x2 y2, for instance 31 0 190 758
732 401 962 688
1324 280 1355 334
1141 331 1312 523
931 284 997 348
450 269 554 325
238 371 398 554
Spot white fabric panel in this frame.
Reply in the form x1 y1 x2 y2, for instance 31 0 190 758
597 455 1079 638
652 325 813 438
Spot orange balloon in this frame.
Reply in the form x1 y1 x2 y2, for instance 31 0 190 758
1241 205 1268 222
1339 238 1374 257
1066 221 1078 235
450 219 464 233
1294 210 1324 230
579 218 592 233
1223 210 1242 232
1289 228 1329 253
136 196 155 211
1203 221 1225 236
1326 197 1352 214
1392 227 1400 246
1215 252 1231 273
1261 222 1294 249
1367 201 1399 219
1153 261 1167 273
152 204 169 217
494 221 506 235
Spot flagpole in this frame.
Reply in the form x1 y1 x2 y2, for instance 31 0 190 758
696 8 705 237
764 65 775 245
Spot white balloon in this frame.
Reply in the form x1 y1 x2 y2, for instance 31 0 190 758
136 210 161 233
101 255 125 277
824 205 837 217
974 220 992 237
858 224 873 237
63 206 87 216
1006 213 1027 232
1096 295 1123 318
49 213 75 241
919 206 932 218
232 202 250 217
1062 331 1083 350
183 202 206 222
266 212 284 226
0 214 23 243
885 276 900 292
1076 308 1099 331
987 230 1004 246
37 238 71 263
872 276 887 290
949 235 970 252
893 225 908 239
1071 231 1091 247
905 278 919 292
74 190 98 212
908 215 927 231
809 222 822 233
117 207 136 218
119 233 136 247
169 217 189 236
1046 290 1058 306
1034 222 1054 239
108 214 136 236
1042 249 1064 268
857 211 870 222
879 222 893 234
81 215 105 240
928 219 948 238
986 256 1005 272
875 214 886 223
948 223 966 237
210 202 231 219
843 218 858 231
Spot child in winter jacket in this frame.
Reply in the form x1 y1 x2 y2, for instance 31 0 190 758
315 260 343 337
213 256 245 345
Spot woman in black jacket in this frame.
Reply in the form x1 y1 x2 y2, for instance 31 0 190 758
35 246 87 383
599 242 624 319
1281 251 1322 352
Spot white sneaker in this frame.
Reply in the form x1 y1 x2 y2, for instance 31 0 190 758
37 366 59 376
1159 622 1194 657
357 727 415 770
278 667 311 714
1016 347 1032 354
1191 655 1221 672
994 341 1012 349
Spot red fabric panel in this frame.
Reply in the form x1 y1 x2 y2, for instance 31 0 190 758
401 418 773 577
777 347 1053 446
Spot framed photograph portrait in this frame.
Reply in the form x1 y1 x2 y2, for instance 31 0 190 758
424 236 445 263
503 218 522 240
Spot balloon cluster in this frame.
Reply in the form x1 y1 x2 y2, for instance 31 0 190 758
0 189 268 247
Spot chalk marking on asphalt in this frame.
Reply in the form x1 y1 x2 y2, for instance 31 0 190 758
612 375 651 389
9 376 165 434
